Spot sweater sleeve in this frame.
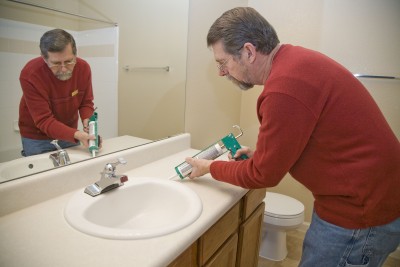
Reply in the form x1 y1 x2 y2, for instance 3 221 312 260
210 93 317 188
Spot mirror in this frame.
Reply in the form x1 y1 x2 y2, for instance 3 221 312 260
0 0 188 182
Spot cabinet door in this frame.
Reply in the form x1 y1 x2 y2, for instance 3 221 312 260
168 242 198 267
204 233 238 267
236 202 265 267
198 202 240 265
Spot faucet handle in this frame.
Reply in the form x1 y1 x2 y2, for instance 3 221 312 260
103 157 127 174
116 157 127 165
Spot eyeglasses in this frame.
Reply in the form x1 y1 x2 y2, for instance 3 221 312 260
216 57 231 71
46 58 76 70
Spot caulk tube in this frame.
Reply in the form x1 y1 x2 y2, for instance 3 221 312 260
88 112 99 157
175 142 224 179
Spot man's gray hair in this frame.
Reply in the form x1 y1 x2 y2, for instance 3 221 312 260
40 29 77 59
207 7 279 57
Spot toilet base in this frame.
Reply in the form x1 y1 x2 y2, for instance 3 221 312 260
259 229 288 261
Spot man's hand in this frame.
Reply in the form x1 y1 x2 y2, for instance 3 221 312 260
74 130 95 147
228 146 254 161
185 157 213 179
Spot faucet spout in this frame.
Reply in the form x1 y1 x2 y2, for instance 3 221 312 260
49 140 71 167
84 158 128 197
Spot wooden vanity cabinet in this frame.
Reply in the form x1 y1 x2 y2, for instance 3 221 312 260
204 233 238 267
199 202 241 266
168 189 266 267
236 189 266 267
168 242 198 267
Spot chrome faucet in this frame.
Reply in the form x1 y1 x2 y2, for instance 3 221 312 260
84 157 129 197
49 140 71 167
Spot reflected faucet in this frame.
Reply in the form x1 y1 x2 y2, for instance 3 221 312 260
84 157 129 197
49 140 71 167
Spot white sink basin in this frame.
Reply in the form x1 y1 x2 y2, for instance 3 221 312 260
64 177 202 240
0 153 88 182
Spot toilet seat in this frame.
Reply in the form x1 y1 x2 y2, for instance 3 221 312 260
264 192 304 219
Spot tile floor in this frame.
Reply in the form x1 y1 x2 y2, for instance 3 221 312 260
258 229 400 267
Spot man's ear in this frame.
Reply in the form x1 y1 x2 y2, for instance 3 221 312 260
243 42 256 63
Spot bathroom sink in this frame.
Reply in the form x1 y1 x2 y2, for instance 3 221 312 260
64 177 202 240
0 153 88 182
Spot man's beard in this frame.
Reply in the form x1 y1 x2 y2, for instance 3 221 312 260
226 74 253 91
225 62 254 90
55 70 73 81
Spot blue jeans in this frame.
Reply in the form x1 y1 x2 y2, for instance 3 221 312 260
299 211 400 267
21 137 78 157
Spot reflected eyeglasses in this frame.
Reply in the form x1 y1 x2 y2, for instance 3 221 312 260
46 58 76 70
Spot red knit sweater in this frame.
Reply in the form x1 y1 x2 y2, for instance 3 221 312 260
19 57 94 143
210 45 400 229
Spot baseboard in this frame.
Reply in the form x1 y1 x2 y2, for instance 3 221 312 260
297 222 400 260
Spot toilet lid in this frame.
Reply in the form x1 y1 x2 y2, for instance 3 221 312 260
264 192 304 218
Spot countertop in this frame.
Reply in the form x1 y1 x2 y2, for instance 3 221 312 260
0 135 152 183
0 134 247 267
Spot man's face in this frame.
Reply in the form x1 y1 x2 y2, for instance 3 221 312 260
212 41 254 90
44 43 76 81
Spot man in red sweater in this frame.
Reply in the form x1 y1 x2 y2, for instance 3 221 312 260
19 29 96 156
187 7 400 266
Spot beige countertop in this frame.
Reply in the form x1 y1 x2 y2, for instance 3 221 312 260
0 135 152 183
0 134 247 267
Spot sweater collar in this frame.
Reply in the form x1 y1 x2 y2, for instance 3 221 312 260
264 44 282 81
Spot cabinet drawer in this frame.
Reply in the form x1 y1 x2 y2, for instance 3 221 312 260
242 189 266 221
198 202 240 265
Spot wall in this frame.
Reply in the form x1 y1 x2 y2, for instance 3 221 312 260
78 0 188 141
185 0 247 149
0 0 80 30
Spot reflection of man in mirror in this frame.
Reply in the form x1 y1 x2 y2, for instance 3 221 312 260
18 29 96 156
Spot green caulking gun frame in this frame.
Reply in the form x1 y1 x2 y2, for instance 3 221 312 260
174 125 248 179
88 111 99 157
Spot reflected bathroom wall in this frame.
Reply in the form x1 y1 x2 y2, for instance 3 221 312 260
0 18 119 162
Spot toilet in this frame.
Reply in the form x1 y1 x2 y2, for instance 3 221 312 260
259 192 305 261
